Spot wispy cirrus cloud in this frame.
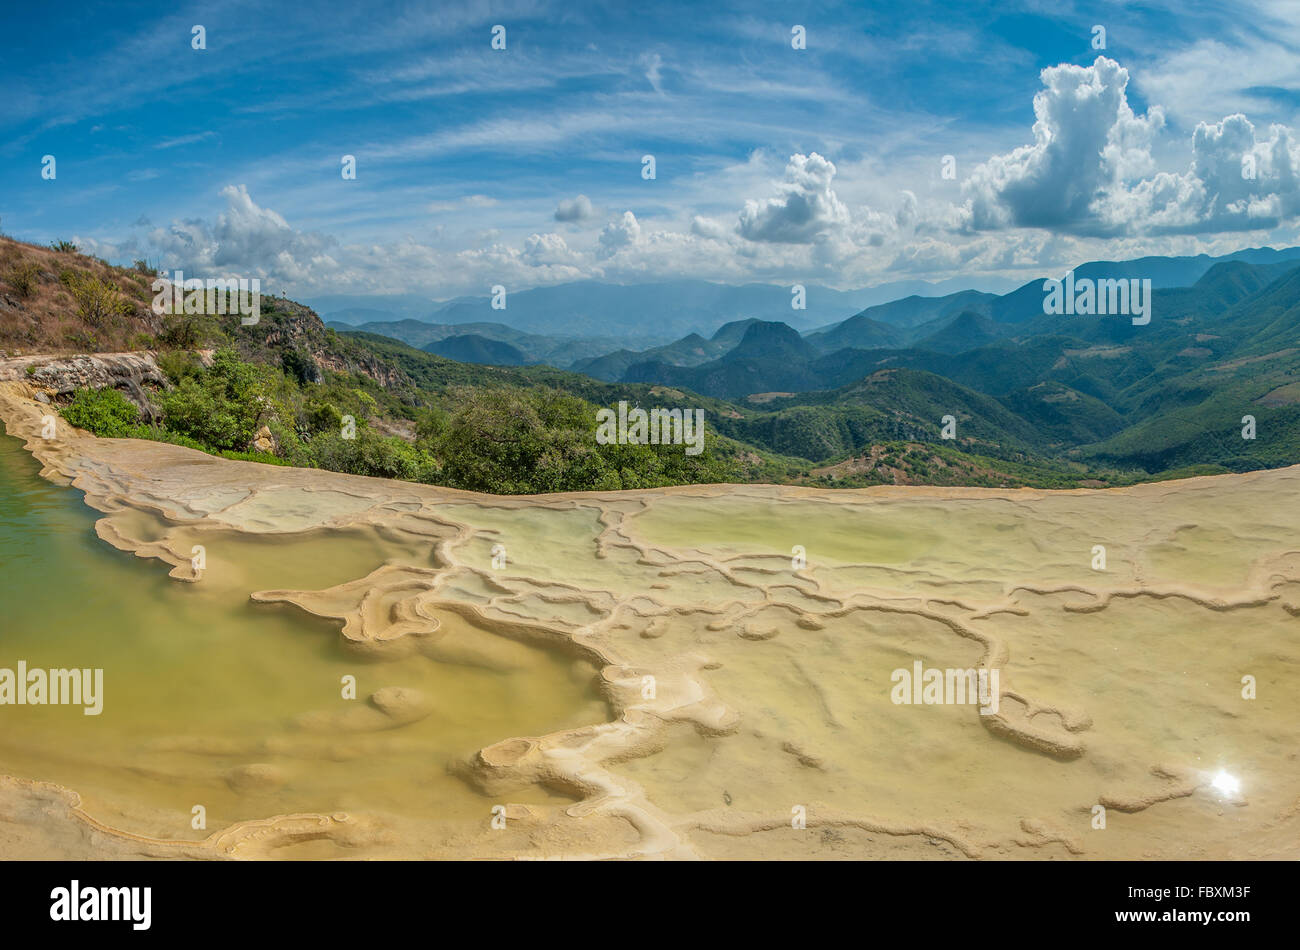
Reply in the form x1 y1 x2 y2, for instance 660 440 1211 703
6 0 1300 301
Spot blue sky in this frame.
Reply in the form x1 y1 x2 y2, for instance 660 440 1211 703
3 0 1300 300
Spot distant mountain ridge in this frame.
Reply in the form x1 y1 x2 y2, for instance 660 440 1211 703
308 274 1019 333
318 245 1300 481
324 318 626 366
424 334 527 366
314 279 885 344
568 245 1300 386
317 247 1300 378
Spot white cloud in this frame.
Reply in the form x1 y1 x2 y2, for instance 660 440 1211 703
640 52 664 93
690 215 730 239
428 194 497 212
1138 0 1300 130
737 152 850 243
961 57 1165 234
597 210 642 257
111 47 1300 307
522 231 578 265
148 184 338 282
959 55 1300 238
1097 115 1300 233
554 194 594 222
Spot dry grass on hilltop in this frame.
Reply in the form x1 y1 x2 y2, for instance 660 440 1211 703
0 234 163 355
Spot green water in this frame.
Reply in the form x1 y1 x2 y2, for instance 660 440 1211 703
0 430 604 843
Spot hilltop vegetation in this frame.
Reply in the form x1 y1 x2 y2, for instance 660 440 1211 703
6 232 1300 493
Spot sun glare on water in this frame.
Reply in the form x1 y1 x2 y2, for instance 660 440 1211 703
1211 770 1241 797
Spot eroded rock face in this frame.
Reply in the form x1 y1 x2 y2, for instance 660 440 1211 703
0 352 165 418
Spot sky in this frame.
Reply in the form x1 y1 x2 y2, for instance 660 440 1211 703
3 0 1300 301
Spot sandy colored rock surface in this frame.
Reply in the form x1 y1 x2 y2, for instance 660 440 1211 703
1 378 1297 860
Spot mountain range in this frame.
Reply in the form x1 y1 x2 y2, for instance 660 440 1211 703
337 245 1300 480
313 275 1021 350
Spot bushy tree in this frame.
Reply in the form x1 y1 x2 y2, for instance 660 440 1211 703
158 348 266 450
431 386 734 494
311 428 435 481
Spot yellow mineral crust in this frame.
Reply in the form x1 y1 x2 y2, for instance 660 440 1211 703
1 380 1297 860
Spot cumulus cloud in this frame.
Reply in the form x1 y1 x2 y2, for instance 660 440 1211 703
553 194 594 222
99 49 1300 306
1105 115 1300 232
737 152 850 243
894 190 919 230
690 215 730 239
961 57 1165 234
150 184 338 280
597 210 641 257
961 55 1300 236
521 231 578 265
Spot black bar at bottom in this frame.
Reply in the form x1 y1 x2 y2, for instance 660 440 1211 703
0 859 1284 937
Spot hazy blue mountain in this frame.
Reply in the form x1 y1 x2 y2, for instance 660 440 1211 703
566 318 776 382
988 246 1300 325
710 318 763 346
803 313 905 352
914 311 1002 354
724 320 815 362
324 319 623 366
307 294 441 321
570 332 734 381
421 279 875 339
625 321 859 398
423 334 528 366
800 246 1300 343
810 289 998 335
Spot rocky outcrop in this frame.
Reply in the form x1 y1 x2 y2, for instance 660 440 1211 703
237 296 412 391
314 349 408 388
249 424 277 453
0 352 166 418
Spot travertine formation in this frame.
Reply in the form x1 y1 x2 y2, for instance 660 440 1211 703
1 377 1297 860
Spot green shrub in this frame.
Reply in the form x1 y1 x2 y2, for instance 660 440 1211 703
160 378 251 451
125 423 206 452
64 272 133 326
157 348 267 451
159 312 226 348
156 350 202 384
61 388 140 437
5 261 40 298
281 349 317 384
218 449 290 466
63 329 98 350
311 429 435 481
303 398 344 434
